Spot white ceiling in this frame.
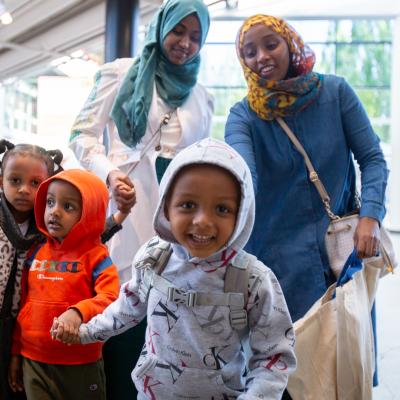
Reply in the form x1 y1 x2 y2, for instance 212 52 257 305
211 0 400 19
0 0 161 81
1 0 399 81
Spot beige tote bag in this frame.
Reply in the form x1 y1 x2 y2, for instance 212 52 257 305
287 263 380 400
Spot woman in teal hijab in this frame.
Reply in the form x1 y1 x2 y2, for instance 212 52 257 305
111 0 210 149
69 1 213 399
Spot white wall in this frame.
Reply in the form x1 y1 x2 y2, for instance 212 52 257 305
37 75 93 143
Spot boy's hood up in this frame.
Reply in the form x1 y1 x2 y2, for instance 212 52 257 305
154 138 255 257
35 169 109 249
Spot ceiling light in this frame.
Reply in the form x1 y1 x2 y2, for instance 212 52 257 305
205 0 238 9
70 49 85 58
0 1 13 25
56 58 100 78
50 56 71 67
226 0 238 9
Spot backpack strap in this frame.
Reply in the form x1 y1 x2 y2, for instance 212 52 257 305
135 239 250 331
224 250 250 304
135 238 172 303
153 275 245 309
224 250 250 330
135 237 172 272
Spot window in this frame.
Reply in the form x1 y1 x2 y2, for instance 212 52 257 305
200 18 393 143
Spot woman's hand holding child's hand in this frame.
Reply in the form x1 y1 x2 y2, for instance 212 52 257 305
108 170 136 214
50 308 82 345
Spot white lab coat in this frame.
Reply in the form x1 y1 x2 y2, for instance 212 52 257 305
70 58 214 282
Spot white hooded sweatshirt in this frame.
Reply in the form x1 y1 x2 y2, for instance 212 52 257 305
80 138 296 399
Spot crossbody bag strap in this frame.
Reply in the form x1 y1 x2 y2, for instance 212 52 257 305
276 117 339 220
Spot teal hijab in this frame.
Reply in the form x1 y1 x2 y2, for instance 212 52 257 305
110 0 210 148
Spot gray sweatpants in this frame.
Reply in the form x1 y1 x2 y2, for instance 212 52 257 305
22 357 106 400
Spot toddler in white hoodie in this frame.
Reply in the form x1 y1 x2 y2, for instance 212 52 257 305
57 138 296 399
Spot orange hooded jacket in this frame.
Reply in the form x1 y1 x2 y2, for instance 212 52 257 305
13 169 120 365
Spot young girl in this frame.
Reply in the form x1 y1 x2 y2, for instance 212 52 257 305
0 139 63 400
10 169 121 400
0 140 131 399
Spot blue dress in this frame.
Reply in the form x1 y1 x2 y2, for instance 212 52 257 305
225 74 388 322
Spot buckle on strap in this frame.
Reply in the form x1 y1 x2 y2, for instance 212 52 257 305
168 287 197 307
230 309 248 330
309 171 319 182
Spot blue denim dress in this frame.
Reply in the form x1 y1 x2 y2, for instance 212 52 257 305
225 74 388 322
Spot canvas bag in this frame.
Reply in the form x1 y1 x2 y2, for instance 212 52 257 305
336 252 379 400
287 283 338 400
276 117 397 278
287 251 380 400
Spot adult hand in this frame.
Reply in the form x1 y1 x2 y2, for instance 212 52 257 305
107 170 136 214
354 216 380 259
8 355 24 393
50 308 82 345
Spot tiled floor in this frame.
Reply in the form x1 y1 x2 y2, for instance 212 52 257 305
373 232 400 400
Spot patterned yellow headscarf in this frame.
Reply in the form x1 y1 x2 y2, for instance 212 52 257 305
237 15 322 120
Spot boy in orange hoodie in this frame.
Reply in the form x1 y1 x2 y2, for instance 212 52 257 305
9 169 120 400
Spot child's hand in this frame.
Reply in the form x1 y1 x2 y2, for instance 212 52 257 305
50 308 82 345
108 170 136 214
116 182 136 214
8 355 24 393
113 211 129 225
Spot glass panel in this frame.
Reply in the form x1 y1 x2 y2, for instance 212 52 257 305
208 87 247 140
352 88 391 143
209 87 247 116
199 44 246 87
354 88 391 118
336 19 392 42
336 44 391 86
211 120 226 141
372 123 390 144
3 79 38 136
206 20 244 43
312 44 335 74
289 20 335 43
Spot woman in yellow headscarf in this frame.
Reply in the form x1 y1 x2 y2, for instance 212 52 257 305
225 15 387 398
